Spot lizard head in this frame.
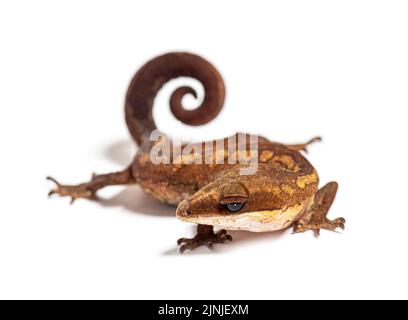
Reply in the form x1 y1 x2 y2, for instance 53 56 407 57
176 165 314 232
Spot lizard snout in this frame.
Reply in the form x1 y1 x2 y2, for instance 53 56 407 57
176 200 191 217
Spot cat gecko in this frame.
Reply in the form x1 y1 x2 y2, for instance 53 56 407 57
48 52 345 253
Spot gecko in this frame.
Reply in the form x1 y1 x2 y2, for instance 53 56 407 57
47 52 345 253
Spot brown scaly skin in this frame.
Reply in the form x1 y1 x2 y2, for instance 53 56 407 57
48 52 345 253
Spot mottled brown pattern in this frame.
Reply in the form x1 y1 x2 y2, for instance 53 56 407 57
48 52 345 253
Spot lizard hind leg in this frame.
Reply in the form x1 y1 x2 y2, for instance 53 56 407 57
292 181 345 237
47 166 135 204
286 136 322 153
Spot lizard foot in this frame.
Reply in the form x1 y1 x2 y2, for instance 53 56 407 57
47 176 96 204
177 225 232 254
293 217 345 237
292 181 345 237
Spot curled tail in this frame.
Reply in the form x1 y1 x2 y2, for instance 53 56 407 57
125 52 225 146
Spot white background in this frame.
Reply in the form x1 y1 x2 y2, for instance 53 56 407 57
1 0 407 299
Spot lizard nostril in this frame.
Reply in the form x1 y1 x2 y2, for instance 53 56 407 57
177 200 191 217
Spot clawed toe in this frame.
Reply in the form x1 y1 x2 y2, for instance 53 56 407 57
302 137 322 153
291 136 322 153
46 176 61 186
216 229 233 241
177 238 192 246
333 217 346 230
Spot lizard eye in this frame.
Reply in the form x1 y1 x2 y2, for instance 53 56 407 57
225 202 245 212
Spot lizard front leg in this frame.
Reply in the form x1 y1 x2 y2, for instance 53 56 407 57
292 181 345 237
177 224 232 254
47 166 135 204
